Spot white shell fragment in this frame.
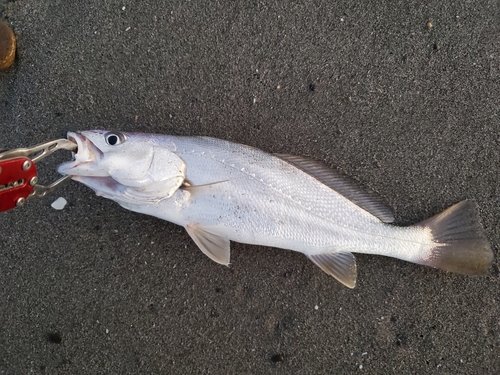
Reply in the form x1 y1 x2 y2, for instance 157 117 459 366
51 197 68 210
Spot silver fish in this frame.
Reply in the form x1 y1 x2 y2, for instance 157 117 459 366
58 130 493 288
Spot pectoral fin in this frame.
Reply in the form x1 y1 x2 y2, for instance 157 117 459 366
307 252 357 288
185 224 231 266
182 180 229 195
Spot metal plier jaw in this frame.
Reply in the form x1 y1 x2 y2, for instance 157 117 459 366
0 138 77 212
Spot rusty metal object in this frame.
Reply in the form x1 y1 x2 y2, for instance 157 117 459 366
0 20 16 70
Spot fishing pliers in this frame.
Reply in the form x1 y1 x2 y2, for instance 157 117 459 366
0 138 76 212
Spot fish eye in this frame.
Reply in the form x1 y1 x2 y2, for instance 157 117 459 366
104 132 126 146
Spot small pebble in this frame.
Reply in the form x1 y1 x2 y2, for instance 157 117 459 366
46 333 62 344
0 20 16 70
271 354 284 363
51 197 68 210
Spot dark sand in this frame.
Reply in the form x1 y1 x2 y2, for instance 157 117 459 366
1 1 499 374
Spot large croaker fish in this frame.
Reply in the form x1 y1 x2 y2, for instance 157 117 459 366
57 131 493 288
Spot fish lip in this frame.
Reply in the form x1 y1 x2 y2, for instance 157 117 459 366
67 133 79 152
57 131 104 175
70 131 104 162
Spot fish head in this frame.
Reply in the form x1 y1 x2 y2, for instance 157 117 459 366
58 130 186 204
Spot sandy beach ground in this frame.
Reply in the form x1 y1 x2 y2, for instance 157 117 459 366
1 1 499 373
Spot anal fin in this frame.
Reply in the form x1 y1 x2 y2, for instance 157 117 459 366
307 252 357 288
185 224 231 266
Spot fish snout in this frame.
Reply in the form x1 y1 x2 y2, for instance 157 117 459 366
57 132 105 176
69 132 104 163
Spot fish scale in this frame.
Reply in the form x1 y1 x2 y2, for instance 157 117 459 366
156 136 420 248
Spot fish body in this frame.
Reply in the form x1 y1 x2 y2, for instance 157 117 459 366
58 131 493 287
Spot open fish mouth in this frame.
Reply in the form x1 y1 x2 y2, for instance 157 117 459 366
67 134 79 154
57 132 106 176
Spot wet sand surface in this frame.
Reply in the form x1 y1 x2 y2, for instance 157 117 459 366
1 1 499 374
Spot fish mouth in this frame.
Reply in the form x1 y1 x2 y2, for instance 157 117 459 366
67 133 79 153
57 132 106 176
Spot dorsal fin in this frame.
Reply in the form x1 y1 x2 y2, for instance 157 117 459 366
275 154 394 223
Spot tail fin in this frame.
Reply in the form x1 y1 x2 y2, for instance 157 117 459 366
415 200 493 275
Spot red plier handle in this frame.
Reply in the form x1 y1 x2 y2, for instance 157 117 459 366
0 138 76 212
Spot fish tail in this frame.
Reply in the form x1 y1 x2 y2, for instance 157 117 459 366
413 200 493 275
